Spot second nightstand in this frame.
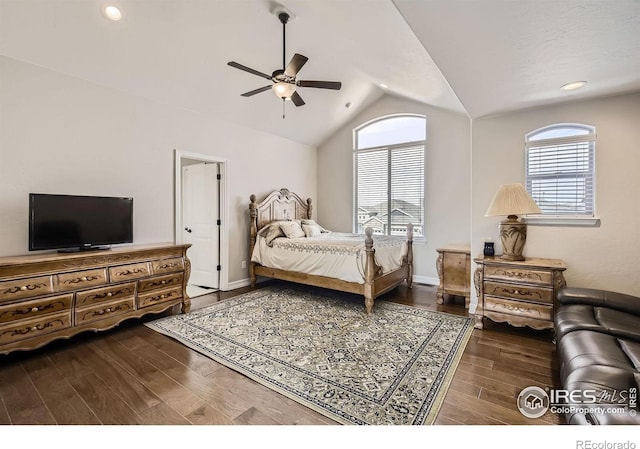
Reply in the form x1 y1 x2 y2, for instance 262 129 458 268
473 256 567 330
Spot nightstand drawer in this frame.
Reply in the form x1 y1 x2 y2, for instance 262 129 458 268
484 281 553 303
484 265 552 285
0 294 73 324
0 276 53 303
485 296 552 321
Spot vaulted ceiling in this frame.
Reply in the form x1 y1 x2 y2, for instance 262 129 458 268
1 0 638 147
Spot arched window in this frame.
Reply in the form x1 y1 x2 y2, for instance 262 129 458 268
353 114 426 237
525 123 596 218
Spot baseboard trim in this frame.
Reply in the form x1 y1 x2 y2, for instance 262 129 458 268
413 275 439 286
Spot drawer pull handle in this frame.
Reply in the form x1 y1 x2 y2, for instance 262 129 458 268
106 308 112 312
31 307 39 312
31 326 38 331
81 276 88 281
107 292 113 297
161 280 167 284
20 286 28 291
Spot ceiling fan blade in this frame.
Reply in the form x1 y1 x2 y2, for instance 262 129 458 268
297 80 342 90
228 61 273 80
284 53 309 78
290 91 305 107
241 85 273 97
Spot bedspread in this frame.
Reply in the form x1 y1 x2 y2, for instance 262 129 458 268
251 232 407 284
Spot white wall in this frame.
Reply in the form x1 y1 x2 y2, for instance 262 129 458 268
317 95 471 284
472 92 640 307
0 56 317 285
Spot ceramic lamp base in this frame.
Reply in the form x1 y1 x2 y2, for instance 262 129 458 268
499 216 527 261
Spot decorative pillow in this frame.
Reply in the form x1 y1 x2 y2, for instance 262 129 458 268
280 221 306 238
302 224 322 238
301 219 330 233
258 221 286 246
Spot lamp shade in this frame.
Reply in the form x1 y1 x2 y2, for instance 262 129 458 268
485 183 541 217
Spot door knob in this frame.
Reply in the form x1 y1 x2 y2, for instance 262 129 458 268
184 227 192 233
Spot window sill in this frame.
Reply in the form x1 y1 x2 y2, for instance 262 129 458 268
524 216 601 227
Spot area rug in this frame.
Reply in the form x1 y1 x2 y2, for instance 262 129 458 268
145 285 473 425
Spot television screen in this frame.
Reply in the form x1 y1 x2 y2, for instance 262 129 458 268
29 193 133 251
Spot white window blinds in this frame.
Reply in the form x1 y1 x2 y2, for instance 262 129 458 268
354 115 425 237
525 124 596 217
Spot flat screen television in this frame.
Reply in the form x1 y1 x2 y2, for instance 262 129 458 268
29 193 133 252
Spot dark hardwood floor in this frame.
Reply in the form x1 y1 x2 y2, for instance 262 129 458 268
0 281 563 425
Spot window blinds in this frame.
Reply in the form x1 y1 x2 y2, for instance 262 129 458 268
526 137 595 216
355 144 424 236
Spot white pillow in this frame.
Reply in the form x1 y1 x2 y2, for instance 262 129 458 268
280 221 306 238
302 224 322 237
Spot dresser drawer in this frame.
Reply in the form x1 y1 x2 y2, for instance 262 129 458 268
75 298 135 325
484 281 553 304
138 286 182 308
151 257 184 275
57 268 107 292
138 273 184 293
109 262 150 282
484 265 552 285
76 282 136 308
484 296 552 321
0 276 54 303
0 294 73 324
0 311 71 345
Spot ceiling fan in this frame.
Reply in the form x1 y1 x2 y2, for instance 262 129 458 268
227 9 342 115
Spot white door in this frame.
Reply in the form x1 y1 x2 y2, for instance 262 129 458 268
182 163 219 289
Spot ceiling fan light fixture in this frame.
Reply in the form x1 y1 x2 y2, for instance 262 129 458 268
272 82 296 99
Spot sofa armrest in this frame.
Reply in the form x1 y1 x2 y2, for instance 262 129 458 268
557 287 640 316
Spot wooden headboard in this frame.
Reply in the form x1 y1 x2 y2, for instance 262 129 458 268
249 188 312 231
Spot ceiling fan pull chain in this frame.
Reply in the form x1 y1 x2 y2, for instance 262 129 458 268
282 98 286 119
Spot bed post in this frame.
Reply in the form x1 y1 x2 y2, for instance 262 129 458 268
406 223 414 288
306 198 313 219
363 227 376 314
249 194 258 287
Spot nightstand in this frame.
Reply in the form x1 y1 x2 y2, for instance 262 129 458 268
473 256 566 330
436 245 471 308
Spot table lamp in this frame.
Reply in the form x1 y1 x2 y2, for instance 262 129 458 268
485 183 541 261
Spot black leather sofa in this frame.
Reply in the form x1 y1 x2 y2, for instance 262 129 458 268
555 287 640 424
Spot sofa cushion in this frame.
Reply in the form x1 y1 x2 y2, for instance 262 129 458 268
558 330 634 380
555 304 603 339
619 339 640 370
595 307 640 342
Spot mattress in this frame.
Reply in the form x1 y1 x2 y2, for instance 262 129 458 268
251 232 408 284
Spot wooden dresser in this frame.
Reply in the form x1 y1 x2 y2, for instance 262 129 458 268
473 256 566 330
436 245 471 308
0 243 190 354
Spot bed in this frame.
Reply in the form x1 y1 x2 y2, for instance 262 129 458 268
249 188 413 313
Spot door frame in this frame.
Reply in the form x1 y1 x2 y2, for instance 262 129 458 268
174 149 229 291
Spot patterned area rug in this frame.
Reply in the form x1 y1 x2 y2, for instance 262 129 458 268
145 286 473 425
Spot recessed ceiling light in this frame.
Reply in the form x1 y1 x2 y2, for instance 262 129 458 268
379 83 388 89
103 5 123 21
561 81 586 91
